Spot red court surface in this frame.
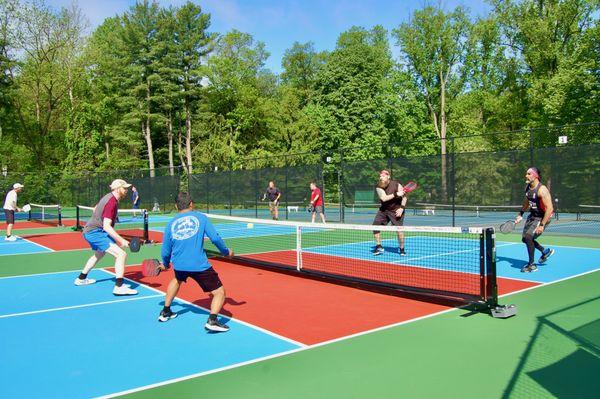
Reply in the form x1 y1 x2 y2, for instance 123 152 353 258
24 230 163 250
0 219 76 230
121 259 539 345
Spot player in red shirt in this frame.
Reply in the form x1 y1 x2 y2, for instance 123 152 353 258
309 182 326 223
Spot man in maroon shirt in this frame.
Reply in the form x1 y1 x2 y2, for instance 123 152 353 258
74 179 137 295
309 182 326 223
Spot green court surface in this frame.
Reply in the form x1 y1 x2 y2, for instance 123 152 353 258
2 223 598 398
118 270 600 399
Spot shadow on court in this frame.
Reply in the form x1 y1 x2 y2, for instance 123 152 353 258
153 298 246 319
502 296 600 398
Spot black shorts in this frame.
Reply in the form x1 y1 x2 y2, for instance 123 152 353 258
312 205 324 214
4 209 14 225
174 268 223 292
522 216 550 239
372 209 405 233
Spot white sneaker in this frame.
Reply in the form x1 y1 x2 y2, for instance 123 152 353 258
113 284 138 296
74 278 96 286
5 236 17 241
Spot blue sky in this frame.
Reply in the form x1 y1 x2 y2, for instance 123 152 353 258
46 0 492 73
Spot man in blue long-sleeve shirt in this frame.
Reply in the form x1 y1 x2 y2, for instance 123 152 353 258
158 192 234 332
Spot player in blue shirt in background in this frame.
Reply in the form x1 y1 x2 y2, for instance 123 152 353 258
157 192 234 332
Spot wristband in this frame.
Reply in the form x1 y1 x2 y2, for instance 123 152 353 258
519 210 525 216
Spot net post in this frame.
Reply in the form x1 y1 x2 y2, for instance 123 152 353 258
28 208 32 222
75 205 81 231
485 227 498 308
58 205 63 226
479 229 485 304
296 225 302 271
143 209 149 243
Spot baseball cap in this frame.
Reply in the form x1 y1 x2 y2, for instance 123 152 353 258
110 179 132 190
13 183 24 189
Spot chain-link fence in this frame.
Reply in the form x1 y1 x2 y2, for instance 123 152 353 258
1 123 598 236
0 166 184 216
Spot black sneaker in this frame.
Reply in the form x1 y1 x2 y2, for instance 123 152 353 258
205 318 230 332
373 245 385 256
538 248 555 263
158 308 178 322
400 248 407 256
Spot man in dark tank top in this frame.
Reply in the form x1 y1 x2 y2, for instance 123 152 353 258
372 170 408 256
514 167 555 272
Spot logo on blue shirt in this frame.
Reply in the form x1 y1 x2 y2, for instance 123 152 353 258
171 216 199 240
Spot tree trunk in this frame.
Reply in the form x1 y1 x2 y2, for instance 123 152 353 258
185 100 193 174
167 112 174 176
145 81 155 178
439 69 448 201
178 123 187 171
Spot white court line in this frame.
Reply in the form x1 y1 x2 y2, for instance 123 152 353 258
99 266 600 399
390 242 519 264
497 267 600 297
0 237 56 256
0 294 163 319
96 304 460 399
98 268 307 348
20 236 56 252
0 269 82 280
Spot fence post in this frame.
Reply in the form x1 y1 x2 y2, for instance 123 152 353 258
228 161 233 216
529 129 534 165
339 148 345 223
254 159 258 219
285 155 289 220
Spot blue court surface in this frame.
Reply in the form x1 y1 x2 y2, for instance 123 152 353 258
494 242 600 282
0 269 300 399
304 237 600 283
0 237 53 256
306 236 482 272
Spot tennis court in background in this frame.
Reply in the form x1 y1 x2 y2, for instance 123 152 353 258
0 211 598 398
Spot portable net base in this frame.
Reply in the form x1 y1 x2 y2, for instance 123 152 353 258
74 205 149 243
202 213 505 314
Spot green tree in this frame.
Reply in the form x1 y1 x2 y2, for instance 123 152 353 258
200 30 274 169
311 26 394 161
4 0 86 169
491 0 599 127
393 6 471 197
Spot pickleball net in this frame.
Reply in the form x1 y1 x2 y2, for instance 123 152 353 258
28 203 62 226
75 205 149 242
203 213 498 308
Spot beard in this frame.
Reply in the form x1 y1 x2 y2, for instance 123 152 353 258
377 180 389 189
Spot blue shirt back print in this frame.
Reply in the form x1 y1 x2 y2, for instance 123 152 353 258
161 212 229 272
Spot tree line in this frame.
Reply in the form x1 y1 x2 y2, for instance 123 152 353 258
0 0 598 178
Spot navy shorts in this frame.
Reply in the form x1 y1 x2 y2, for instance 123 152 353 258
174 267 223 292
4 209 14 225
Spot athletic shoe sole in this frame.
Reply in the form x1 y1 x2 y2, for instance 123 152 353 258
158 313 178 322
205 323 230 332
